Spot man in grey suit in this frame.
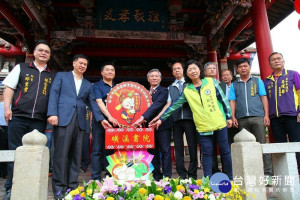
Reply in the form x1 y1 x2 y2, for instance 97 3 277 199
47 54 110 200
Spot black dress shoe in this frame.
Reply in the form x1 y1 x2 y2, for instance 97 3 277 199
3 189 11 200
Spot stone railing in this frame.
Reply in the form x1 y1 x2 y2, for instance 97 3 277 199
231 129 300 200
0 129 49 200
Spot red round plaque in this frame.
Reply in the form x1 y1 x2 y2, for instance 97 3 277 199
106 81 152 127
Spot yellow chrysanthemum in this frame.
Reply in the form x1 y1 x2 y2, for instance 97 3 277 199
183 196 192 200
78 186 84 191
165 198 170 200
156 188 162 192
154 195 164 200
106 197 114 200
176 185 185 192
138 188 148 195
70 188 80 196
87 188 93 195
196 179 202 186
204 187 210 193
80 192 86 198
204 194 208 199
194 189 199 194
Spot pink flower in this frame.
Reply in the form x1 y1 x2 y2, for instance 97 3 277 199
100 178 118 193
198 191 205 198
154 180 169 188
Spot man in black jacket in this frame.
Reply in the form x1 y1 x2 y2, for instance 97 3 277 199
2 40 55 200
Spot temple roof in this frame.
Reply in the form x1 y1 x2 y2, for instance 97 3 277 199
0 0 295 73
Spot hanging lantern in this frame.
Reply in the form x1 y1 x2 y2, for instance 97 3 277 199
168 0 182 14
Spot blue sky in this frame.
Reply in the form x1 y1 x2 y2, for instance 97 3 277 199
250 11 300 73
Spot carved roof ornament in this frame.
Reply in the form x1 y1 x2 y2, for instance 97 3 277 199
231 0 253 8
77 15 96 29
79 0 95 9
6 0 22 9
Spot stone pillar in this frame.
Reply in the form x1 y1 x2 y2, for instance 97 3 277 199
262 143 300 199
11 129 49 200
231 129 267 200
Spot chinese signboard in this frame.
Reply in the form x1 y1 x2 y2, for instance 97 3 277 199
98 0 168 31
105 127 155 149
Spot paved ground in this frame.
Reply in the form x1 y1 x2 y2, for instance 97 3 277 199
0 155 278 199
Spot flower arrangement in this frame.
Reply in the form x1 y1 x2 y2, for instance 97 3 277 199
64 177 253 200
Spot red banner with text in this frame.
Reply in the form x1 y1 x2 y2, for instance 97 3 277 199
105 127 155 149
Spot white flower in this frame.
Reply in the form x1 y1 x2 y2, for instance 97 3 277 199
208 194 216 200
180 178 191 185
64 193 73 200
92 192 102 200
174 191 183 199
145 180 151 186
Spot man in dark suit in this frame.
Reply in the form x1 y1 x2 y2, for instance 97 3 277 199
132 69 172 181
47 54 110 200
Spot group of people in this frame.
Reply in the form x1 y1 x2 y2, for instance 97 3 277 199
1 38 300 200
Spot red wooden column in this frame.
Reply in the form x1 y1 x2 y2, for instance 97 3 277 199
251 0 273 80
205 24 220 80
207 50 220 80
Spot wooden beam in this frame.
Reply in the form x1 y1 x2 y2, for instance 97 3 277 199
0 1 28 36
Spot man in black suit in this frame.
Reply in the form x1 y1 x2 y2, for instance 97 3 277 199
132 69 172 181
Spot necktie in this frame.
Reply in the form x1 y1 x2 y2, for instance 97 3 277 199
150 88 155 95
178 80 183 93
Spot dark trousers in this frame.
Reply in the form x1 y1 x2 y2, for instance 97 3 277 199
90 118 114 180
238 116 273 175
228 127 239 146
270 116 300 174
44 130 53 171
81 132 90 169
198 127 233 180
0 126 8 177
5 116 46 190
212 136 222 174
52 111 84 195
173 120 197 179
148 128 172 181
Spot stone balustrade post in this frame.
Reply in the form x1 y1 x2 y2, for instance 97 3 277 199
261 143 300 199
231 128 266 200
11 129 49 200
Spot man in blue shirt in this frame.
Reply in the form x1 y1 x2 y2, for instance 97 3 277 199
229 58 272 177
91 62 119 181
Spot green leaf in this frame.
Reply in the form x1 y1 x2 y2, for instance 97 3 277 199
170 179 177 192
151 181 157 194
85 196 93 200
